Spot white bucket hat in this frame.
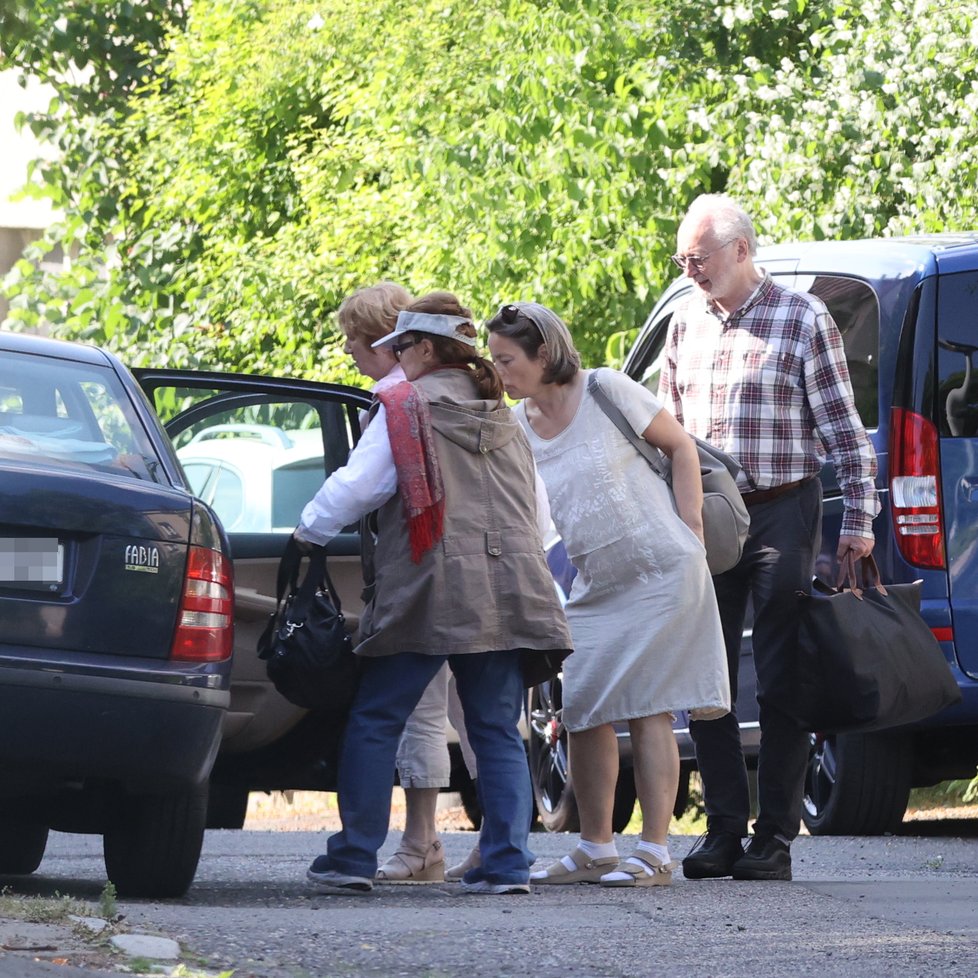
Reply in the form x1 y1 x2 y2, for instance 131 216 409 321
371 310 478 349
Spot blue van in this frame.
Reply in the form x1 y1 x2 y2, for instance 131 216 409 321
620 233 978 835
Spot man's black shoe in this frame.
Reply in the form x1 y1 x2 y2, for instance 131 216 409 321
730 834 792 881
681 832 744 879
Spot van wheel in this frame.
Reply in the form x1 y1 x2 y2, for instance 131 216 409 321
103 786 208 897
0 815 48 874
528 677 580 833
802 731 912 835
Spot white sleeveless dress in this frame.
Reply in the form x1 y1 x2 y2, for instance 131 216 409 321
516 369 730 732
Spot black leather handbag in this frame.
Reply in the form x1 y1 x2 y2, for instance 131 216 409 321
257 538 359 712
792 555 961 733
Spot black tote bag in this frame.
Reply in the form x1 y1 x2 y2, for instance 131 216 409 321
257 538 360 713
791 554 961 733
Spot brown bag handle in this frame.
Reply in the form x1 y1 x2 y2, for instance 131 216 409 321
833 552 887 600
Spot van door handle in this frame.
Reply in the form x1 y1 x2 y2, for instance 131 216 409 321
961 477 978 502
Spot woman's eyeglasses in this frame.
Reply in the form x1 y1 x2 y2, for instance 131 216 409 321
391 336 422 359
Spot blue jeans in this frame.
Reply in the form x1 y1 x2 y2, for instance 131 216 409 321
323 650 533 884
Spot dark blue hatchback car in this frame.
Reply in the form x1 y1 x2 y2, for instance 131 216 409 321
621 232 978 835
0 332 235 895
1 332 386 896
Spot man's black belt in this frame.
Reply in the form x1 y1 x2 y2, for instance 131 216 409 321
742 477 814 508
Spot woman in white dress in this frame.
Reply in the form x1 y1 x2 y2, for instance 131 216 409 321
486 302 730 887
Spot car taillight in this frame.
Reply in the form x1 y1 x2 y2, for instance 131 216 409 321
889 407 946 570
171 545 234 661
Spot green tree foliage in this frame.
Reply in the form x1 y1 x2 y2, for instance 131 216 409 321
2 0 978 379
0 0 189 345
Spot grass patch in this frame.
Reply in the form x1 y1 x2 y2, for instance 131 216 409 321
0 886 87 924
98 880 118 919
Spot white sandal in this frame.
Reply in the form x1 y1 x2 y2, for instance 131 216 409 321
530 847 619 885
600 851 677 887
445 845 481 882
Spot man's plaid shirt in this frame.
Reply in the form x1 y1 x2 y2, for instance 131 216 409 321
658 274 880 538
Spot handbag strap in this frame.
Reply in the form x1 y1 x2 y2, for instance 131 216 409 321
312 548 345 612
586 370 668 480
275 537 304 604
275 537 345 615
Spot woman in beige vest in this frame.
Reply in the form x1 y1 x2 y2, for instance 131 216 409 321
336 282 477 885
296 292 572 895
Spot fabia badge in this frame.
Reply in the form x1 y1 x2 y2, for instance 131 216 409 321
125 544 160 574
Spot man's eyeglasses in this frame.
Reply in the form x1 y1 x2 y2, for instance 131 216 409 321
670 237 737 271
391 336 422 359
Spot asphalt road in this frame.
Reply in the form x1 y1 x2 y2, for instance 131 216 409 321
2 826 977 978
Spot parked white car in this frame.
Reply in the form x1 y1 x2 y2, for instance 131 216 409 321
176 424 326 532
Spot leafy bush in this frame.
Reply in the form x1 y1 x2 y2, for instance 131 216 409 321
3 0 977 377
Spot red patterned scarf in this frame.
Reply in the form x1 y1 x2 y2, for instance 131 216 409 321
377 381 445 563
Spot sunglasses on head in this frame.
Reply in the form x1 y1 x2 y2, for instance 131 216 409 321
500 304 521 325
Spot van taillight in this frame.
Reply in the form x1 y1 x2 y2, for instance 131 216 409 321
889 407 945 570
171 545 234 661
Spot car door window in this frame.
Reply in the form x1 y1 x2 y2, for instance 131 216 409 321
181 461 246 529
148 386 359 533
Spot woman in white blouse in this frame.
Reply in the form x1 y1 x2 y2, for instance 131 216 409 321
487 302 729 888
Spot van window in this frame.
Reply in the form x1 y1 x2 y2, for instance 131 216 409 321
803 276 879 430
631 275 880 430
632 310 672 395
936 270 978 437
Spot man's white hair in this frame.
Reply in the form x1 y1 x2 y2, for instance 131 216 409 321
683 193 758 255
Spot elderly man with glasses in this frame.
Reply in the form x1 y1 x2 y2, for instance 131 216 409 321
659 193 880 882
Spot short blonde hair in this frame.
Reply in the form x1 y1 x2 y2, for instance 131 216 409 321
337 282 414 345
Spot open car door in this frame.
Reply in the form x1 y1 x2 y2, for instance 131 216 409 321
135 368 372 819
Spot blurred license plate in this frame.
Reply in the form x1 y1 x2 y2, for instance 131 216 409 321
0 537 64 588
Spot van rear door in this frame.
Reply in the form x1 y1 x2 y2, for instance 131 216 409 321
933 267 978 680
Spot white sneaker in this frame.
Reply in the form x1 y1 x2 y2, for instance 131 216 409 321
460 879 529 895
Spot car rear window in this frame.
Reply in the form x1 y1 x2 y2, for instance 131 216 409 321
0 351 165 483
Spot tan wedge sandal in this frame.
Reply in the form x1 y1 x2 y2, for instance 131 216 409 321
375 839 445 884
529 847 620 885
